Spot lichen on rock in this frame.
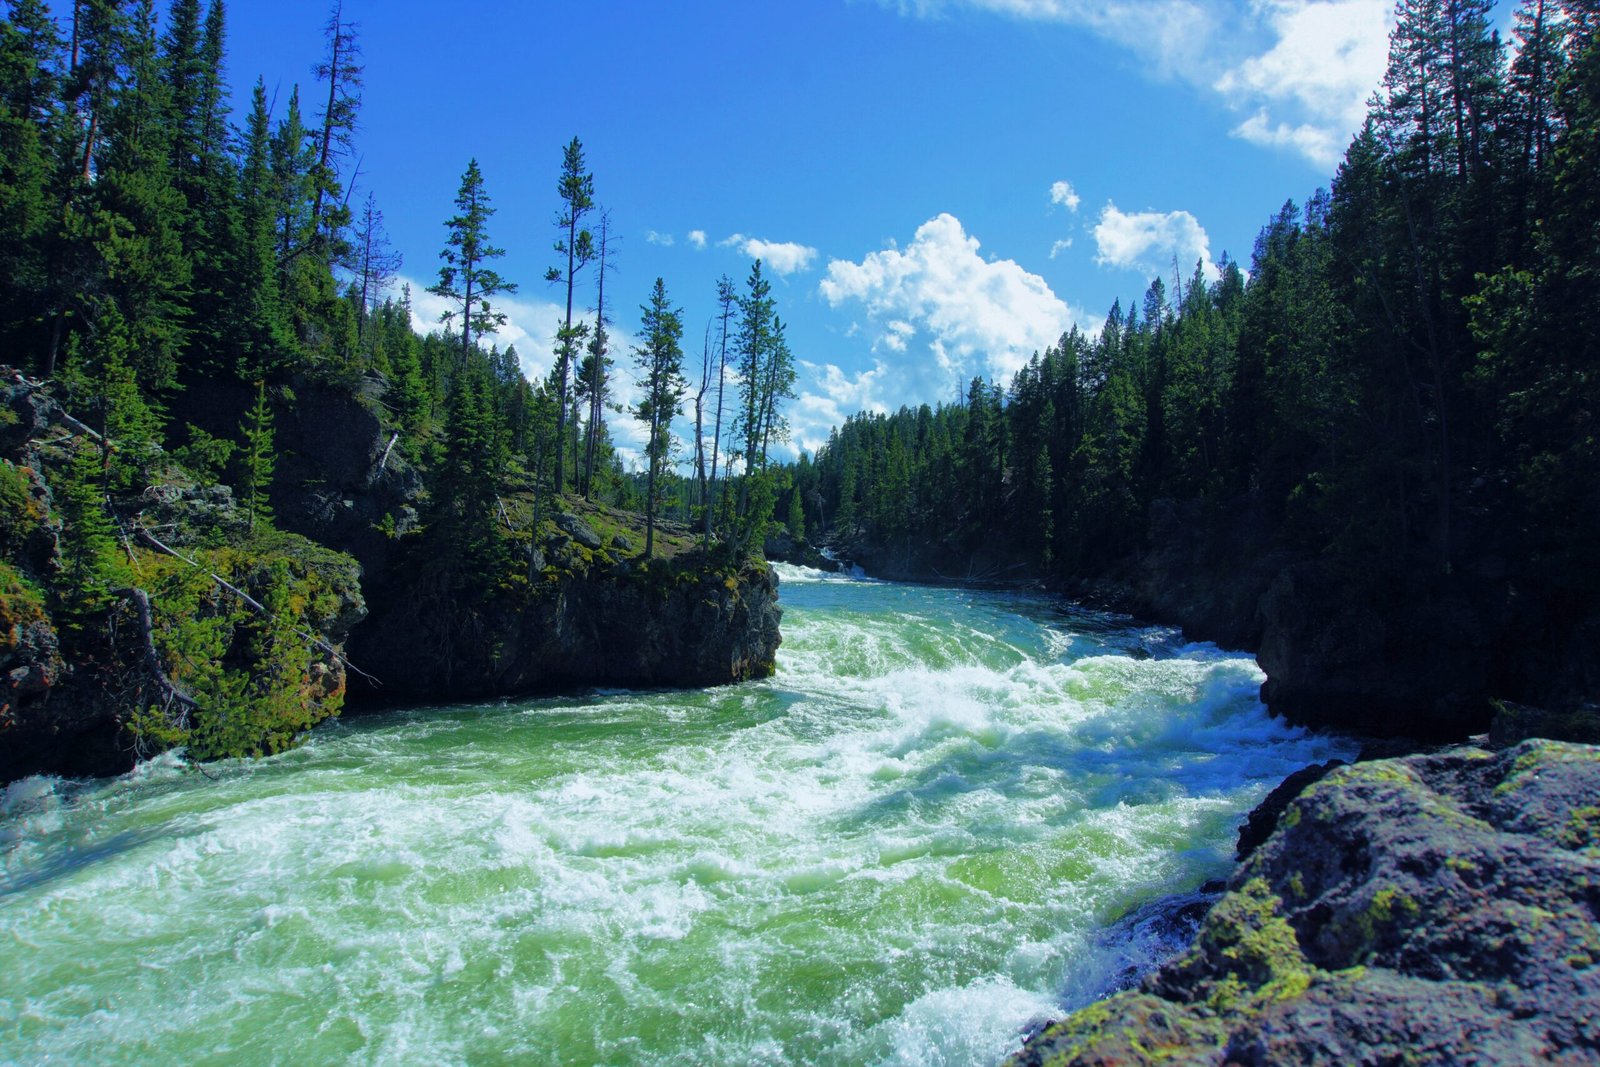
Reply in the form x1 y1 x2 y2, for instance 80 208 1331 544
1007 739 1600 1065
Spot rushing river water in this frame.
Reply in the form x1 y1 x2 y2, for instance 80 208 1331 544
1 564 1354 1065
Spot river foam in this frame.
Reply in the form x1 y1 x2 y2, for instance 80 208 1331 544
1 572 1354 1065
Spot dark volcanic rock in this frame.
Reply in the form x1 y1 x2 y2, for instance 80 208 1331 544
1234 758 1345 862
350 552 782 701
1006 740 1600 1066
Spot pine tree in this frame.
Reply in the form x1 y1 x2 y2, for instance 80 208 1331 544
0 0 62 362
545 136 594 496
223 78 290 380
633 277 685 558
349 190 400 359
428 158 515 363
308 0 361 261
578 210 612 499
237 379 274 534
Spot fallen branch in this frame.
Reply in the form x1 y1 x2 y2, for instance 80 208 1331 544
132 525 382 687
6 370 108 444
116 586 199 714
378 430 399 472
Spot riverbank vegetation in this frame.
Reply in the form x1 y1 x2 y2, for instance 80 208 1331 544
0 0 791 771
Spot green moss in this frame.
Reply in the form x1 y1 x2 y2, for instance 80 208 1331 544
1282 805 1302 829
126 537 356 762
0 460 45 556
1558 806 1600 850
1201 877 1315 1011
1336 885 1420 958
1287 871 1307 899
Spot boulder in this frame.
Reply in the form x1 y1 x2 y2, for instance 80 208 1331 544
555 512 603 550
1007 740 1600 1066
1234 759 1345 861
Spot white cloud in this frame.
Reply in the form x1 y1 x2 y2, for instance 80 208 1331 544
1215 1 1391 169
1049 238 1073 259
1092 202 1219 282
1049 180 1082 212
819 213 1082 397
888 0 1392 169
891 0 1225 79
645 230 675 246
687 229 708 250
1229 109 1343 166
720 233 820 276
790 360 895 455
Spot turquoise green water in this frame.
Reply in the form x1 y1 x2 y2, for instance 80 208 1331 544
1 564 1353 1065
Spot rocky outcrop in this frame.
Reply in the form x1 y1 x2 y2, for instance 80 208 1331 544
0 370 368 782
174 371 425 581
1007 740 1600 1066
349 536 782 702
1255 562 1498 740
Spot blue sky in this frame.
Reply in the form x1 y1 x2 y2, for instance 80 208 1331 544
215 0 1417 462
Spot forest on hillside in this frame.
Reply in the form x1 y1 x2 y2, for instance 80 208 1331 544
0 0 804 568
782 0 1600 731
0 0 799 766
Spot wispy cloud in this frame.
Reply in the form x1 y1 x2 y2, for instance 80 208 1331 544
644 230 675 246
886 0 1392 168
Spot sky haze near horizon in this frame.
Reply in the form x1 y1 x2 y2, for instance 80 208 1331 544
201 0 1472 463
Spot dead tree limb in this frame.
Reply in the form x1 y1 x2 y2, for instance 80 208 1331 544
377 430 399 472
117 586 199 714
132 525 382 686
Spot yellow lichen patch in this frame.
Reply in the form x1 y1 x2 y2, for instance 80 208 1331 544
1202 877 1315 1010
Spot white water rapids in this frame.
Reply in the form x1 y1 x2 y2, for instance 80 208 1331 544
0 563 1354 1064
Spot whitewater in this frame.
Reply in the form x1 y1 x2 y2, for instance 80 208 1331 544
0 563 1354 1065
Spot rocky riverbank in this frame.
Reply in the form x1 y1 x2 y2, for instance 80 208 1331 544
0 370 782 783
1006 737 1600 1066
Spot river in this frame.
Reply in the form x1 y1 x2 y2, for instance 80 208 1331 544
1 563 1354 1065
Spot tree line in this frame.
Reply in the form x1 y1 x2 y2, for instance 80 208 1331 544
0 0 800 608
788 0 1599 705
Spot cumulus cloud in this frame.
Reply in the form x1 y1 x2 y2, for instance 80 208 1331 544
887 0 1393 169
790 360 896 455
1049 180 1082 212
720 233 819 275
819 213 1082 398
1092 203 1218 282
644 230 675 246
1215 0 1391 169
687 229 708 250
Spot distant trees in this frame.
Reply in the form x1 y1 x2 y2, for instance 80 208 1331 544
795 0 1600 712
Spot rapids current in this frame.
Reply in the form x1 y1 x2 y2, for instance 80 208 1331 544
0 563 1354 1065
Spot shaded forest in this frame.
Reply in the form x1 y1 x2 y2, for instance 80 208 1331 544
783 0 1600 736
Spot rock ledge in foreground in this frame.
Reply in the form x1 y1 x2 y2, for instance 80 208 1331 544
1007 739 1600 1066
